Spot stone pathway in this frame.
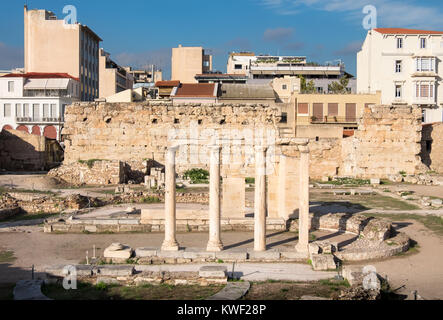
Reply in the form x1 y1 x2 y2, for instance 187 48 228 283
134 263 336 282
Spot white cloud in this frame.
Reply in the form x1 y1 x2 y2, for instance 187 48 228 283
334 41 363 56
260 0 443 29
263 27 294 42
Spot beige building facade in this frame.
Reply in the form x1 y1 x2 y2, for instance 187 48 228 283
294 92 381 138
171 45 212 83
24 6 101 101
99 49 133 99
357 28 443 123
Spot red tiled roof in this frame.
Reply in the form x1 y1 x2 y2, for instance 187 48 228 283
174 83 217 98
374 28 443 35
2 72 79 81
155 80 180 87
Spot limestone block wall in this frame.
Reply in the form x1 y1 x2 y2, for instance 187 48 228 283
0 129 63 171
308 105 425 179
343 105 424 178
61 101 281 177
421 122 443 173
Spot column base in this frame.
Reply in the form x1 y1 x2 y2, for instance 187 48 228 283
295 242 309 254
161 240 180 251
254 244 267 252
206 241 224 252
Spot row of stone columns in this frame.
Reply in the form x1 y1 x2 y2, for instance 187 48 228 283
161 144 309 253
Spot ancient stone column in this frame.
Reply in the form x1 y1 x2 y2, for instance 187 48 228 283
161 146 180 251
207 146 224 252
254 146 268 252
296 144 310 254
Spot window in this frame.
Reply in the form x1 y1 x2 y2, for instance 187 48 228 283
43 104 50 118
7 81 15 93
234 64 242 70
4 104 11 117
395 60 402 73
420 38 427 49
32 104 39 119
282 84 287 90
395 85 402 98
416 57 436 72
15 104 21 117
23 104 29 117
415 82 434 99
280 112 288 123
397 38 403 49
51 104 57 117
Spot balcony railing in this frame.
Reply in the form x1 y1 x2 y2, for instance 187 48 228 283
310 116 357 124
16 117 64 124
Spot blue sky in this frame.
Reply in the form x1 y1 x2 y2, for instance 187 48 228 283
1 0 443 78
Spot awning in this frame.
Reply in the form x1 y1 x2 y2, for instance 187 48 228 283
24 78 70 90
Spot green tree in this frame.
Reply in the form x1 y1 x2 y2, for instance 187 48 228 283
328 76 350 94
298 75 317 94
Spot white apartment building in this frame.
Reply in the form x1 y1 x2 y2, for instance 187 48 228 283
357 28 443 123
227 52 356 93
0 72 80 141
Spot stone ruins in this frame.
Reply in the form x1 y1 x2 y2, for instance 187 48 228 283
49 101 436 187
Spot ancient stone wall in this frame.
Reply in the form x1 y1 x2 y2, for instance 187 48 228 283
421 122 443 173
308 105 425 179
342 105 424 178
0 129 63 171
55 101 280 183
59 102 426 183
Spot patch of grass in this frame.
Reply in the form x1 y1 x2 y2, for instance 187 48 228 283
1 187 56 195
362 213 443 236
243 280 351 300
310 192 419 211
43 282 223 300
0 283 15 300
0 250 16 263
139 196 161 204
0 212 60 223
320 178 370 186
245 177 255 184
217 259 224 264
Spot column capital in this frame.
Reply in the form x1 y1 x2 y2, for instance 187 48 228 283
167 145 180 153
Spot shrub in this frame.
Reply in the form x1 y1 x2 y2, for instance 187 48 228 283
184 169 209 184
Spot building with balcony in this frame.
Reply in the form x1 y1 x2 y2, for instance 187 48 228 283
357 28 443 123
227 52 356 93
124 66 163 86
0 72 80 141
294 92 382 138
99 49 134 99
24 5 101 101
172 45 213 83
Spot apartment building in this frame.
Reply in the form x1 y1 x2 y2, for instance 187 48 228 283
99 49 133 99
0 72 80 141
227 52 356 93
171 45 212 83
24 5 101 101
357 28 443 123
124 66 163 86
